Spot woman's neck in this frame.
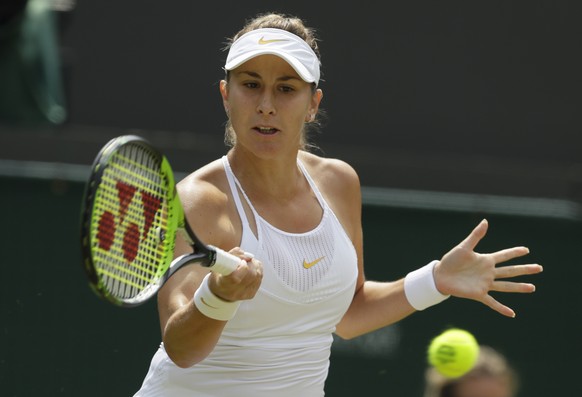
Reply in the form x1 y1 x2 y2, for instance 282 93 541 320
227 148 307 202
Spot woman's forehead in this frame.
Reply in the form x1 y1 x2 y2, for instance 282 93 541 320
233 55 304 81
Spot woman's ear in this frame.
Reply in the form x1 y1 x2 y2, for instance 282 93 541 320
306 88 323 122
220 80 229 114
311 88 323 114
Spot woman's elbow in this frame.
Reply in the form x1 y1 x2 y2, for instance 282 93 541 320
165 349 206 369
163 340 210 369
334 325 360 341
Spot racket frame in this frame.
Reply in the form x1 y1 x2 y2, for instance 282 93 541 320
80 135 239 307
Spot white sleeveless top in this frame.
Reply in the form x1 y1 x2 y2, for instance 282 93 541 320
134 156 358 397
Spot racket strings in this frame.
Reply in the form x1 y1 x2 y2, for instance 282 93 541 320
91 143 171 301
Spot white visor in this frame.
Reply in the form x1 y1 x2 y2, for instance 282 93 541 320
224 28 320 86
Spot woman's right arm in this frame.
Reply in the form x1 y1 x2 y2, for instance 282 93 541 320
157 263 229 368
156 172 262 368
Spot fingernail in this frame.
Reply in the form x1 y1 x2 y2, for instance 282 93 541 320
244 252 254 259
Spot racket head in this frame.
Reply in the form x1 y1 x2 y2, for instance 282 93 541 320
80 135 182 307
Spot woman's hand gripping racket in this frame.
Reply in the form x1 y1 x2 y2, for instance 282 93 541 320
80 135 242 307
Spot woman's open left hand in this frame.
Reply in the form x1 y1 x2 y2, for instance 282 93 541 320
433 219 543 317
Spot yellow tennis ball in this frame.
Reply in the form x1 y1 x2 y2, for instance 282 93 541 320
427 328 480 378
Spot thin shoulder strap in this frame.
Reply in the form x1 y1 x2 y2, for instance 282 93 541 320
221 156 260 233
297 159 327 210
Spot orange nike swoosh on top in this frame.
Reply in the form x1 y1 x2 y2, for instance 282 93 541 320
258 37 289 45
303 256 325 269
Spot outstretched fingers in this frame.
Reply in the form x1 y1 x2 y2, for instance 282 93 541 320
490 246 530 264
490 263 543 293
495 263 543 279
459 219 489 251
484 262 543 317
440 220 544 317
480 294 516 318
490 280 536 293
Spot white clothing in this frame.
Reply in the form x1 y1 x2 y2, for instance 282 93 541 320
134 156 358 397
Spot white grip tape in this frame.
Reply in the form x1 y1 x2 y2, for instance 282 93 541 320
193 274 240 321
404 260 450 311
208 245 242 275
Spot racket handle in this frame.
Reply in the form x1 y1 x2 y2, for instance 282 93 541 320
208 245 243 275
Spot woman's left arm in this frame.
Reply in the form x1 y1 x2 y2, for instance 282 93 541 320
332 164 543 339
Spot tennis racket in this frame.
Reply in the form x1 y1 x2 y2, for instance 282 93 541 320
80 135 241 307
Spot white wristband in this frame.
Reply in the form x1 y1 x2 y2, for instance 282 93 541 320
404 260 450 311
193 274 240 321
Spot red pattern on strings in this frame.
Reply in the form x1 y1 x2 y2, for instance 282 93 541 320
122 223 140 262
116 181 137 223
141 192 162 240
97 211 115 250
95 180 162 263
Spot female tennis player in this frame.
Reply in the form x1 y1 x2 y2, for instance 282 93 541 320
133 12 542 397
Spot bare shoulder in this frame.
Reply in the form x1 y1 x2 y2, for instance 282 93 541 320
299 151 362 236
177 159 227 203
175 159 234 247
299 151 361 193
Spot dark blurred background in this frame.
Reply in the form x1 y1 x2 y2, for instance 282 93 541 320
1 1 580 396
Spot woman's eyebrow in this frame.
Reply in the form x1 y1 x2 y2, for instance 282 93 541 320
235 70 301 82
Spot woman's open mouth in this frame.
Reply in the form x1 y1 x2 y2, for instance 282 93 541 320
255 126 278 135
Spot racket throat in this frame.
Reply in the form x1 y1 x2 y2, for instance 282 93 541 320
177 227 195 246
167 253 211 280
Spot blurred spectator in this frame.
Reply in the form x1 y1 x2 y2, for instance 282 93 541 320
0 0 68 125
424 345 519 397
